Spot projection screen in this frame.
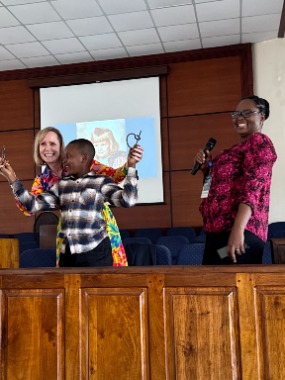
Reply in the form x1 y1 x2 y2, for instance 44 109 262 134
40 76 164 204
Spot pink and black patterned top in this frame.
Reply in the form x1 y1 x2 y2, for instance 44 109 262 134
199 132 277 242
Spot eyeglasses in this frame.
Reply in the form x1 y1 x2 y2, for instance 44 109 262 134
231 110 260 119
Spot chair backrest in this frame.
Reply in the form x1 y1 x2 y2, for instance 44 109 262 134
120 229 130 239
39 224 57 249
34 211 59 238
267 222 285 239
195 227 206 242
166 227 196 243
270 238 285 264
13 232 39 253
156 236 189 264
155 244 172 265
262 240 273 264
123 237 152 246
176 243 205 265
20 248 56 268
125 242 156 266
134 228 163 243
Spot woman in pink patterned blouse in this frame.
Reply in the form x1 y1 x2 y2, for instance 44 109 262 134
194 96 277 265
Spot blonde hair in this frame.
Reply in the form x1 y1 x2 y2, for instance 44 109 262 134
33 127 65 166
91 128 119 156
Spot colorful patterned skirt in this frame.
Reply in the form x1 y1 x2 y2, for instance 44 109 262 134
55 203 128 267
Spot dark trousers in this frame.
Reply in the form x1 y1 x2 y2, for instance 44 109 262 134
203 230 265 265
59 237 113 267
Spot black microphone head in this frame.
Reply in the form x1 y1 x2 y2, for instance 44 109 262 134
205 137 217 152
191 137 217 175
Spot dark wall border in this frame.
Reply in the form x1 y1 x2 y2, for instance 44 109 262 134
27 65 168 88
0 43 253 97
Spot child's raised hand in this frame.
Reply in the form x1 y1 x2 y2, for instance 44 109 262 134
0 160 17 182
127 145 143 168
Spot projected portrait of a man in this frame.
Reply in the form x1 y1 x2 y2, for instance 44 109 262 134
91 127 127 168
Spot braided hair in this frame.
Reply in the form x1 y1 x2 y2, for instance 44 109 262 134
242 95 270 120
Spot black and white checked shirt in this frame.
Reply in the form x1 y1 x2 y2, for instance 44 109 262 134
11 168 138 254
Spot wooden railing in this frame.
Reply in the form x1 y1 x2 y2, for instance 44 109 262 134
0 265 285 379
0 238 19 268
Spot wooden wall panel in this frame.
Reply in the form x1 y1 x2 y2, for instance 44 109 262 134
0 180 35 233
159 75 168 119
170 171 203 226
81 288 149 379
161 118 170 172
3 288 64 380
0 80 34 131
254 286 285 379
0 239 19 268
168 113 238 171
167 56 242 117
164 287 241 379
0 130 36 233
0 130 35 182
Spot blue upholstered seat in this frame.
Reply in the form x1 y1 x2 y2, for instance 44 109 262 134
120 229 130 239
166 227 197 243
155 244 172 265
176 243 205 265
134 228 163 243
156 236 189 264
262 241 273 264
20 248 56 268
267 222 285 239
14 232 39 254
122 237 153 246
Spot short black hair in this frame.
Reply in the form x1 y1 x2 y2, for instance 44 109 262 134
242 95 270 120
67 138 95 160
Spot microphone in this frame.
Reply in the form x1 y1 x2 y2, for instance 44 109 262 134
191 137 217 175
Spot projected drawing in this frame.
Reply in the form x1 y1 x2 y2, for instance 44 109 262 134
54 116 157 178
76 119 127 168
91 127 128 168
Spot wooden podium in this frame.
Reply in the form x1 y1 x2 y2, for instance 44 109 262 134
0 238 19 268
1 265 285 379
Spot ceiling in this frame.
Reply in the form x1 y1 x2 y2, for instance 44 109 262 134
0 0 284 72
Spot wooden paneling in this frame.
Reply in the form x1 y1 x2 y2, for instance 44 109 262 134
168 113 237 171
3 287 64 380
170 171 203 226
0 266 285 379
167 56 242 117
80 288 149 379
0 180 35 233
164 287 241 379
0 130 35 181
161 118 170 172
0 80 34 131
0 239 19 268
254 285 285 379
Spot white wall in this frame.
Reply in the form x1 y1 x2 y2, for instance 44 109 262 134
253 38 285 223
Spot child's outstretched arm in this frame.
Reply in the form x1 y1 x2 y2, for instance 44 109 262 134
0 158 59 213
